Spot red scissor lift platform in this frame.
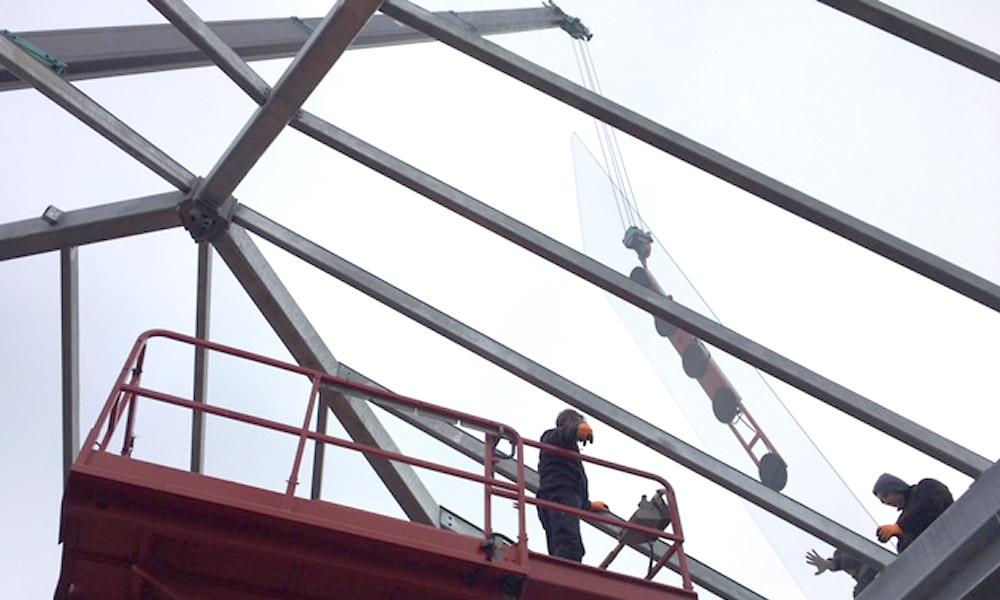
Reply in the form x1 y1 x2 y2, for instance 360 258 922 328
57 331 698 600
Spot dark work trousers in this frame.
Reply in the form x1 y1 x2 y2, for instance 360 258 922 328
537 490 584 562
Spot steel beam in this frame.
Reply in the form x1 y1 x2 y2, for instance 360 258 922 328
287 115 992 481
196 0 383 209
0 192 182 261
131 0 990 479
60 246 79 480
210 223 439 525
856 459 1000 600
0 36 194 191
817 0 1000 84
0 8 566 92
232 204 895 569
379 0 1000 315
338 362 769 600
189 242 211 473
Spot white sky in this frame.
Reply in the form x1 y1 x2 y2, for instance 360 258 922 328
1 1 998 599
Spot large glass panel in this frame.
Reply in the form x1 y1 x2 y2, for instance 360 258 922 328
575 134 874 599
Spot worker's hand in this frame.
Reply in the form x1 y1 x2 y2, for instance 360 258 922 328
805 549 830 575
577 422 594 445
591 500 609 512
876 523 903 542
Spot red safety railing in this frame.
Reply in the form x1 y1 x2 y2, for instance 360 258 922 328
79 330 693 591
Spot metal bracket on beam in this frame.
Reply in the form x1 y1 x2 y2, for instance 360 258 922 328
289 16 316 35
543 2 592 41
178 177 237 242
0 29 68 74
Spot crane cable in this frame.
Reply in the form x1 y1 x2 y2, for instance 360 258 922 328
570 39 647 234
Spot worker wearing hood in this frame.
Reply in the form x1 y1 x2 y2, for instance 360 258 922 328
872 473 953 552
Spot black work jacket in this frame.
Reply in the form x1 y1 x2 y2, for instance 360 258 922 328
537 426 589 508
896 478 953 551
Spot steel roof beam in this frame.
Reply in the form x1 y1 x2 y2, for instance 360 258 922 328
288 114 992 481
817 0 1000 84
232 204 895 569
211 223 439 526
195 0 383 209
0 8 566 93
379 0 1000 315
136 5 981 483
0 35 195 191
0 192 183 261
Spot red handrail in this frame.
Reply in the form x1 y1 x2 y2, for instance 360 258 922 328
78 330 692 590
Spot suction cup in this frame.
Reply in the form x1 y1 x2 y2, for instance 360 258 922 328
759 453 788 491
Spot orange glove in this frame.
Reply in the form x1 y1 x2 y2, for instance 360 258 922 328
577 422 594 445
591 500 609 512
877 523 903 542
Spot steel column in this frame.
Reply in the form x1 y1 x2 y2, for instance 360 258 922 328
210 223 439 525
0 192 182 261
287 115 992 480
232 204 895 568
339 363 769 600
0 36 194 191
818 0 1000 84
190 242 211 473
148 0 270 103
196 0 383 209
310 390 330 500
60 246 79 479
379 0 1000 315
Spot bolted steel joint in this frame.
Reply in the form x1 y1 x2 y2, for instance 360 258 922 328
177 178 237 242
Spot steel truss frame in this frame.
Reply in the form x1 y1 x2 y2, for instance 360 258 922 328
2 2 998 600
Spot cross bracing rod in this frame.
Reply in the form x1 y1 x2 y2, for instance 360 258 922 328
0 192 183 261
379 0 1000 316
0 8 568 93
336 362 769 600
195 0 382 210
0 35 194 191
133 0 985 481
288 114 992 481
232 204 895 569
817 0 1000 84
211 223 439 526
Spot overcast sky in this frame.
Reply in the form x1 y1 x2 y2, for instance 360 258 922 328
1 1 998 599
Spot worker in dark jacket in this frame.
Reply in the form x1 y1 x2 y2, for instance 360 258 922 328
805 547 878 597
873 473 953 552
537 409 609 562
